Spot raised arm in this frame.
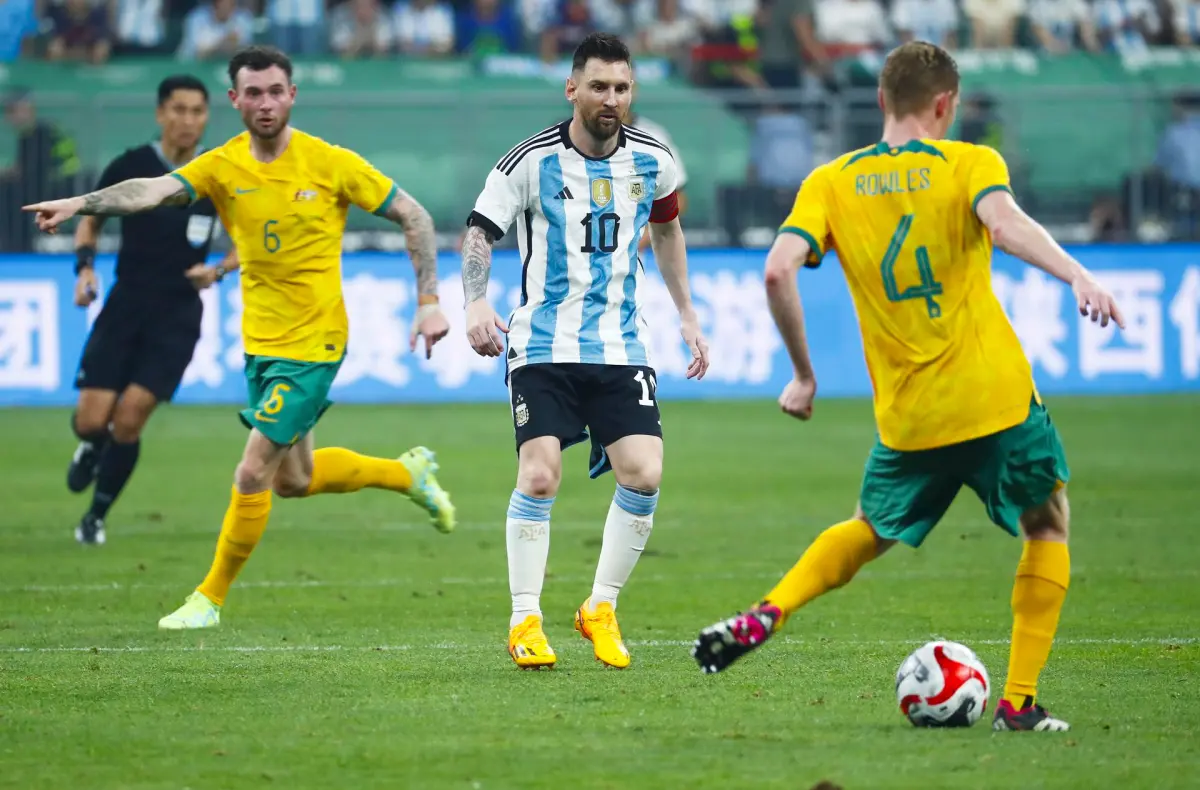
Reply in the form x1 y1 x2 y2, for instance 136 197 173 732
24 175 188 234
975 190 1124 328
648 217 708 379
79 175 189 215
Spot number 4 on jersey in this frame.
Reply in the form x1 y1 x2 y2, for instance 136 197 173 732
881 214 942 318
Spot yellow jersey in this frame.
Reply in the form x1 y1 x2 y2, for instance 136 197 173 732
171 129 398 363
781 139 1034 451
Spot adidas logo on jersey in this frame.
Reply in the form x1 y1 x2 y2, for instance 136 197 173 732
554 187 574 200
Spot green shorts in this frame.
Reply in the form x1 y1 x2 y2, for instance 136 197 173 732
859 398 1069 548
239 354 343 446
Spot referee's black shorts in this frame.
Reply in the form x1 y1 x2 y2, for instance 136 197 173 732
75 286 203 403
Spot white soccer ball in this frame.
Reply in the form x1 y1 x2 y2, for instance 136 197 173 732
895 640 990 728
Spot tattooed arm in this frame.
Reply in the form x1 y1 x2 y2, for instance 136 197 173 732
462 224 509 358
461 224 495 304
382 186 440 302
78 176 191 215
23 176 188 233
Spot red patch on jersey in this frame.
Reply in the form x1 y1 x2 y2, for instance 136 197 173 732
649 191 679 223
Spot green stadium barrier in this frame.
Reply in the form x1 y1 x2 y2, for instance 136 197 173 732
0 58 748 231
5 51 1199 232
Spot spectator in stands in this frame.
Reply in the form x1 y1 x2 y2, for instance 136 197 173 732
958 92 1003 149
1028 0 1100 53
394 0 456 56
113 0 169 55
1 89 82 251
962 0 1026 48
756 0 826 90
519 0 557 53
813 0 891 59
540 0 596 62
640 0 701 64
46 0 113 64
1092 0 1161 52
266 0 326 55
1172 0 1200 45
591 0 654 44
1155 91 1200 191
0 0 38 63
1090 194 1129 242
331 0 392 58
456 0 521 55
891 0 960 49
720 102 814 242
685 0 758 33
177 0 255 61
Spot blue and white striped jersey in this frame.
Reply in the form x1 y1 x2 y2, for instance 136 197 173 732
467 120 681 375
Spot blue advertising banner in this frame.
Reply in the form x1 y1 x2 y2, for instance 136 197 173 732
1 246 1198 407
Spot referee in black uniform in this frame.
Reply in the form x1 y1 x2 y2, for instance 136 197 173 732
66 75 237 546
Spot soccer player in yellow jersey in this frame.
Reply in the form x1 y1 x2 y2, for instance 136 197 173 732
24 46 458 629
691 42 1125 733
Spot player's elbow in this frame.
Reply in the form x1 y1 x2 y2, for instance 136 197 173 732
763 256 795 291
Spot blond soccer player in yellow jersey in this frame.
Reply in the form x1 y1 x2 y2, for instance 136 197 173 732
691 42 1126 733
24 46 458 630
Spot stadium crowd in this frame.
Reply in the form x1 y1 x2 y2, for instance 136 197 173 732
2 0 1198 68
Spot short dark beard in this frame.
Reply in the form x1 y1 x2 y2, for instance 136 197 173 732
580 113 619 143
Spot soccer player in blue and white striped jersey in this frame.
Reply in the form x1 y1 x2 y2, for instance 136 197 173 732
462 32 709 671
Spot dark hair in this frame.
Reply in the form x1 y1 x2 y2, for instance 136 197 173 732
227 45 294 89
879 41 960 119
571 33 631 74
157 75 208 106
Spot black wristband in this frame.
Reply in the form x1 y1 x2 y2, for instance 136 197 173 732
74 245 96 275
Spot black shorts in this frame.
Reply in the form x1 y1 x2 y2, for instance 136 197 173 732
508 363 663 478
75 287 202 403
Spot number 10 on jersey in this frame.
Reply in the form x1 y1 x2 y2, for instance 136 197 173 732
581 212 621 254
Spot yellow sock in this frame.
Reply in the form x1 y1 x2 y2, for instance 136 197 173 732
197 486 272 607
305 447 413 495
763 519 878 622
1003 540 1070 707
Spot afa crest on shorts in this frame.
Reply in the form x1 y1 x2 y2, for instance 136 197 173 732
591 178 613 208
514 396 529 427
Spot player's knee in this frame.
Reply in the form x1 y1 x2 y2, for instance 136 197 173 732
1020 488 1070 543
110 405 151 443
234 458 274 494
615 457 662 493
272 474 311 499
73 409 109 440
517 461 560 499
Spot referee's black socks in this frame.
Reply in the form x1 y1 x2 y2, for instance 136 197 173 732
90 440 141 520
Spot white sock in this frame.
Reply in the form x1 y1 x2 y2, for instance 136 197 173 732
506 489 554 628
591 485 659 610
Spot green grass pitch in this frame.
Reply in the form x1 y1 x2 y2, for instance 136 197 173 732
0 396 1197 789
